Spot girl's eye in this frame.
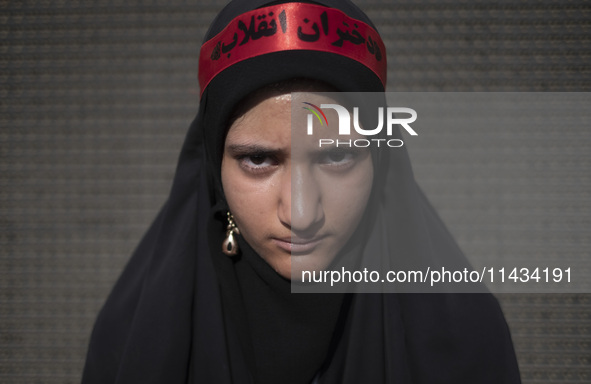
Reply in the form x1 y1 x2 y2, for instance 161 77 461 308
326 151 350 163
239 155 277 172
247 155 267 165
320 150 356 167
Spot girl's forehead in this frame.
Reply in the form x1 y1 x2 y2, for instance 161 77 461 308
274 93 292 103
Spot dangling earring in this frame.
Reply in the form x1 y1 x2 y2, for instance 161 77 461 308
222 211 240 256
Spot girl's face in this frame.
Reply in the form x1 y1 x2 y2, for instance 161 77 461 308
221 91 373 280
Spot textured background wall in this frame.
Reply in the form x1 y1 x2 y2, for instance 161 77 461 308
1 1 590 383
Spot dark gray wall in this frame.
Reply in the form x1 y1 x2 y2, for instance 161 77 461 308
1 1 589 383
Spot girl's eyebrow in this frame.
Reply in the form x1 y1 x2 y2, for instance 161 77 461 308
227 143 284 155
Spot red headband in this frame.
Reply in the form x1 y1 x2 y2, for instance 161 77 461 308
198 3 387 97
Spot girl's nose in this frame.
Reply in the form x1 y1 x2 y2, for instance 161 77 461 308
278 164 324 235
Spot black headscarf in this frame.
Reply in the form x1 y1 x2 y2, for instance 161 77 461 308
82 1 521 383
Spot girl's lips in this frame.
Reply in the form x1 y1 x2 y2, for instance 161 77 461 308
272 236 325 254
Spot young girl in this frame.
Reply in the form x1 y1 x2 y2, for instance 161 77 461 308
83 1 521 383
